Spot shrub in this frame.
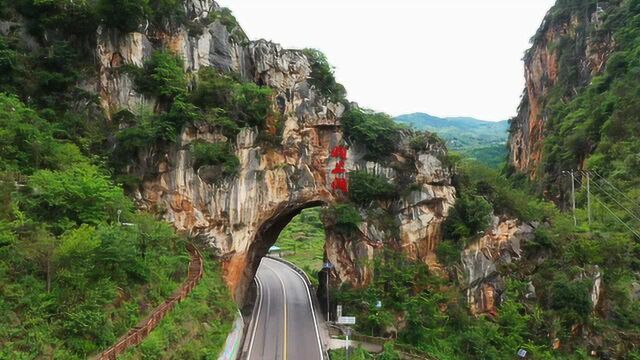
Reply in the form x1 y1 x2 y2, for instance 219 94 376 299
132 50 186 102
97 0 149 33
436 241 461 267
149 0 185 29
233 82 272 128
16 0 98 38
409 132 443 152
348 171 396 206
208 7 248 43
341 108 401 161
191 67 272 130
443 194 492 242
189 140 239 176
324 204 362 235
550 279 592 321
302 48 346 103
24 164 130 234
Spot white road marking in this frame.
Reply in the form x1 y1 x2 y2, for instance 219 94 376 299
265 258 324 360
264 262 288 360
247 275 263 360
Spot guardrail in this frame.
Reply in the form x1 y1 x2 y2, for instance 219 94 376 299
97 244 204 360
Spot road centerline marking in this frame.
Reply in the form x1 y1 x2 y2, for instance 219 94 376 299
264 263 288 360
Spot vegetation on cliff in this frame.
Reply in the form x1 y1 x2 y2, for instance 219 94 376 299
0 94 198 358
0 2 239 357
302 48 347 103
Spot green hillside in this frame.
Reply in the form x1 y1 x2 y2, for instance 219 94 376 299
395 113 509 167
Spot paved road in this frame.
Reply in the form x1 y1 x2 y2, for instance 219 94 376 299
246 257 324 360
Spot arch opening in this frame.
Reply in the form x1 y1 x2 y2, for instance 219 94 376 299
242 200 335 318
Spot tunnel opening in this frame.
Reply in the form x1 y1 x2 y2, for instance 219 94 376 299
245 200 336 321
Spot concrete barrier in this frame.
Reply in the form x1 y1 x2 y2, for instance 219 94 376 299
217 311 244 360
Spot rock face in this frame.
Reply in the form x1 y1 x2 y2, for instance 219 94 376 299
508 4 615 177
461 217 535 314
91 0 456 303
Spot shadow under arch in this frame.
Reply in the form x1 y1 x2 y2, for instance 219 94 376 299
239 199 328 304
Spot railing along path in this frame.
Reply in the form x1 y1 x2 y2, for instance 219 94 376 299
97 244 204 360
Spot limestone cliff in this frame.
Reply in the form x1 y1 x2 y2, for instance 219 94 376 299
461 217 535 314
508 2 615 178
91 0 456 303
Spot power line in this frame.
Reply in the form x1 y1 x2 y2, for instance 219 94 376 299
591 171 639 208
589 179 640 225
575 176 640 238
591 194 640 238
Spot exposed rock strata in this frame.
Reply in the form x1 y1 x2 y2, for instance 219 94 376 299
508 6 615 177
462 217 535 314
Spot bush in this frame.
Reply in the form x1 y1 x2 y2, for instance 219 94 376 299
208 7 248 43
443 194 493 242
302 49 347 103
149 0 185 29
97 0 149 33
409 132 443 152
348 171 396 206
341 108 401 161
23 164 130 234
436 241 461 267
189 140 239 176
190 67 272 130
324 204 362 235
16 0 98 38
550 279 592 321
132 50 186 102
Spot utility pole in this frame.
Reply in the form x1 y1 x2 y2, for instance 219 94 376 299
571 170 577 227
563 170 577 227
323 262 333 322
586 171 592 227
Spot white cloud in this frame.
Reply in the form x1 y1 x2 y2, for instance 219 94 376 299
216 0 556 121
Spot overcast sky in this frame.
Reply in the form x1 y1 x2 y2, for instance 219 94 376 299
216 0 556 121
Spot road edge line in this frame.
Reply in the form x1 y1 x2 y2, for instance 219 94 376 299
246 276 263 359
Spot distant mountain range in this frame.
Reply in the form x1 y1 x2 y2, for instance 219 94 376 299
395 113 510 167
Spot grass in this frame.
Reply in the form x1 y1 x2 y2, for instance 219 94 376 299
120 255 236 360
274 208 326 283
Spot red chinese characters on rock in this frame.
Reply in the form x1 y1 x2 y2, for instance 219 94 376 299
330 145 348 193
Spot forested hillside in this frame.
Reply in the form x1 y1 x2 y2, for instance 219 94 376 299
396 113 509 167
0 1 236 358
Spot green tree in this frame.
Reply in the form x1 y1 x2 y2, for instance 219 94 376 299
348 171 397 206
302 48 347 103
341 108 401 161
24 164 130 234
97 0 150 33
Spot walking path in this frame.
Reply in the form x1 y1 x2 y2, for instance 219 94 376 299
96 244 204 360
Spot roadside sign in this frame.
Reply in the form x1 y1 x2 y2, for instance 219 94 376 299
337 305 343 318
517 349 527 358
337 316 356 325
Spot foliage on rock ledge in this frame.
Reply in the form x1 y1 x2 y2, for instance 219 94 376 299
342 108 403 162
302 48 347 103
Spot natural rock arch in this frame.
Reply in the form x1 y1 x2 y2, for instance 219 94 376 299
93 0 456 304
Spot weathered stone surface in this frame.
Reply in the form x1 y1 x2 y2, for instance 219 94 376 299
508 9 615 178
461 217 535 314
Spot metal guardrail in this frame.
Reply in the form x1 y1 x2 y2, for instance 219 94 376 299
97 244 204 360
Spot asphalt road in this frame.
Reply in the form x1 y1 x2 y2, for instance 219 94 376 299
246 257 324 360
